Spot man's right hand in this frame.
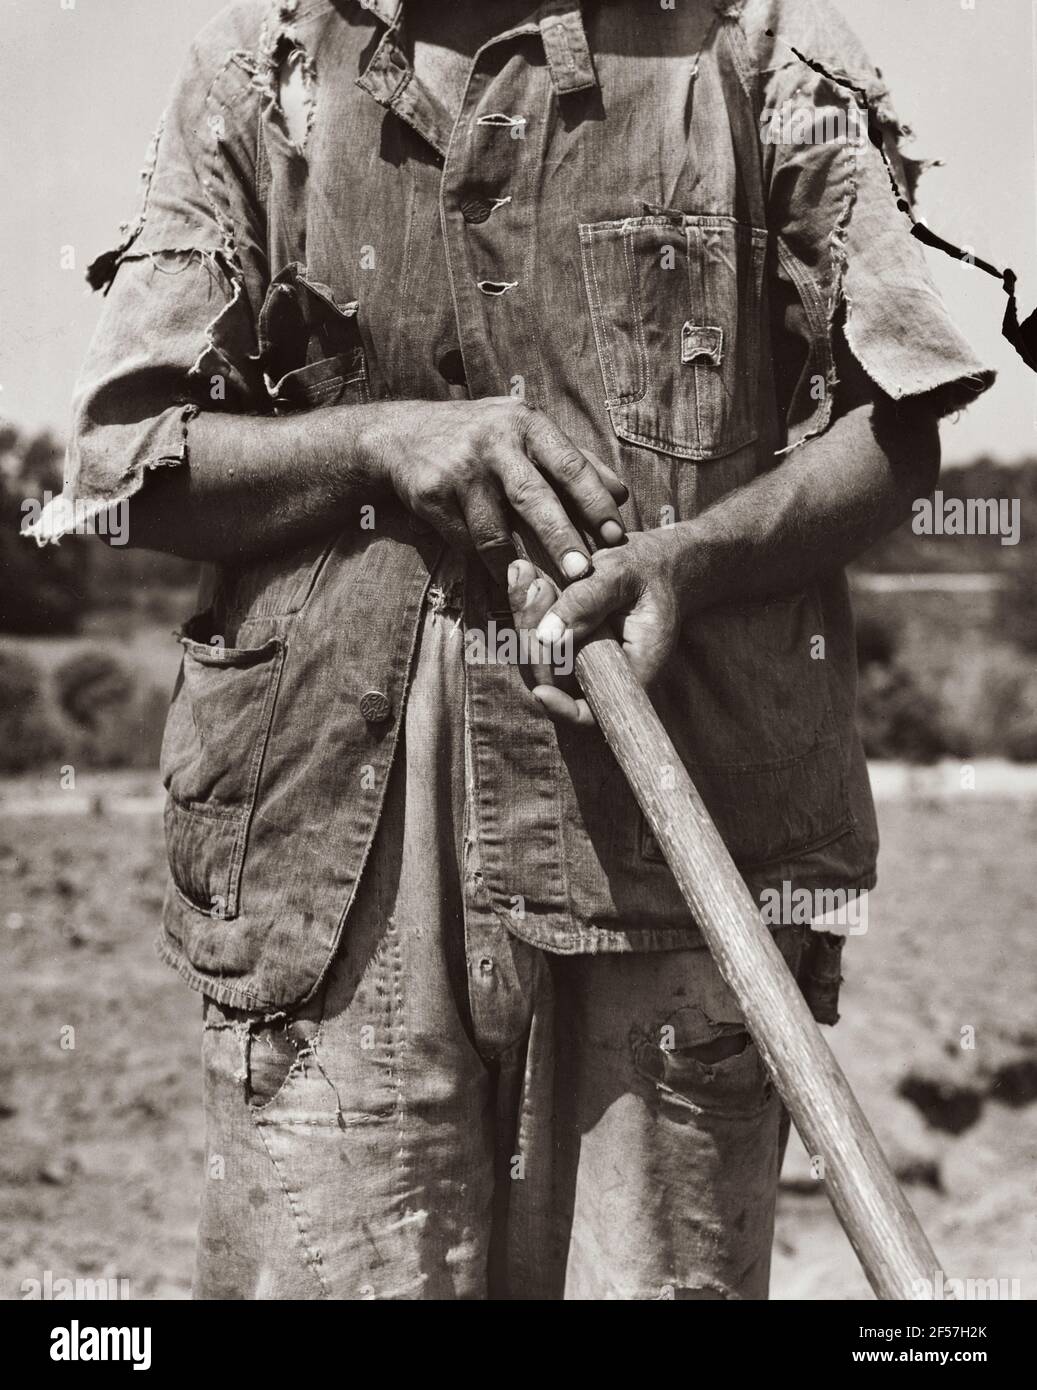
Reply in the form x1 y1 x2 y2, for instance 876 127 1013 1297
362 398 628 580
103 398 628 570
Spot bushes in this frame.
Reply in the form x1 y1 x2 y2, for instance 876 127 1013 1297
854 606 1037 762
1 422 198 637
54 651 137 730
996 667 1037 763
0 651 65 772
0 646 169 774
1 605 1033 773
0 427 91 636
855 627 950 763
998 567 1037 655
857 664 949 763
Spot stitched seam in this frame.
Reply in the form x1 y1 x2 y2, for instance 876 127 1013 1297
621 224 650 406
685 727 842 775
384 920 411 1207
688 222 707 444
776 236 835 442
166 640 286 918
250 1112 331 1297
608 413 758 458
519 76 554 408
579 226 621 406
166 795 243 820
227 639 286 916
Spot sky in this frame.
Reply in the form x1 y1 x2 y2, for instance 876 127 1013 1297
1 0 1034 464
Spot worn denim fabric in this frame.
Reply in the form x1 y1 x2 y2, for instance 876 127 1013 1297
196 578 811 1299
33 0 992 1008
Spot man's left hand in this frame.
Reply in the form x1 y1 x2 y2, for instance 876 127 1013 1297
506 530 683 727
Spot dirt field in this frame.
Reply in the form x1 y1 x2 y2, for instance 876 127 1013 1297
1 771 1035 1301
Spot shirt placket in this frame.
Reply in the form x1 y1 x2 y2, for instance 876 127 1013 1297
355 4 601 947
441 11 598 944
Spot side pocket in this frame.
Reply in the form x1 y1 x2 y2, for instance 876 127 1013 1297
160 620 286 920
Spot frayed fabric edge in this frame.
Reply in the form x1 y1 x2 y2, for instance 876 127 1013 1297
85 116 167 295
21 404 199 547
189 251 251 379
842 302 996 419
252 0 318 156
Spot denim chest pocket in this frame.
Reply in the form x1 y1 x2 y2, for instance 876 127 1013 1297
579 214 768 459
268 346 369 410
160 623 285 921
259 263 371 412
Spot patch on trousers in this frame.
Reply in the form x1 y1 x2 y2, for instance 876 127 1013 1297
630 1003 772 1118
657 1282 741 1300
204 987 326 1108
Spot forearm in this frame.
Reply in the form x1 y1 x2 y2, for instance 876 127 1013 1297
669 398 942 617
115 406 389 562
114 396 628 574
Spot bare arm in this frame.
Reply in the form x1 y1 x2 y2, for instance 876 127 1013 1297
670 396 940 618
511 395 941 725
114 406 382 563
112 398 629 582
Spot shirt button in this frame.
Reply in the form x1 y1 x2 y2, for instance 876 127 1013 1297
437 347 467 387
359 689 392 723
460 195 493 224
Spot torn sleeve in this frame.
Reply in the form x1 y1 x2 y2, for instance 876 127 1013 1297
749 0 995 447
25 18 268 544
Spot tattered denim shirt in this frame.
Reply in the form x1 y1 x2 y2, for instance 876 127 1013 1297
32 0 993 1009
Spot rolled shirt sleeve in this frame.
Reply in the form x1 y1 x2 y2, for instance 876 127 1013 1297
25 10 268 544
745 0 995 445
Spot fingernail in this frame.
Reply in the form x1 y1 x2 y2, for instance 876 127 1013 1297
507 560 521 587
537 613 565 644
600 520 625 545
562 550 589 578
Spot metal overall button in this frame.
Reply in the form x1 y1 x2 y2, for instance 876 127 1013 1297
460 195 493 224
359 689 392 723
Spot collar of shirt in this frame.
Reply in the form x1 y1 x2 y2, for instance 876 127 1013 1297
355 0 597 156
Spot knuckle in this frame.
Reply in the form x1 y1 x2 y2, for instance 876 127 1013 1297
551 449 588 485
505 471 543 512
567 584 599 618
474 530 510 553
417 479 453 510
595 548 627 579
508 402 538 445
